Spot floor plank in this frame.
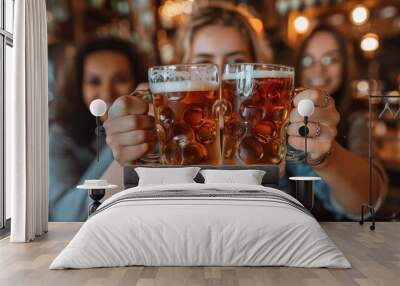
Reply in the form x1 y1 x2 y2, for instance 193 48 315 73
0 222 399 286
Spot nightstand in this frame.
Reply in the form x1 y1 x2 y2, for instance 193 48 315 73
77 180 118 215
289 176 321 210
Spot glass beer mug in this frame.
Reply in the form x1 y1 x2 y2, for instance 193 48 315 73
221 63 295 165
148 64 221 165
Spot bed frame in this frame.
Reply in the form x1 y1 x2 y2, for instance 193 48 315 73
123 165 280 189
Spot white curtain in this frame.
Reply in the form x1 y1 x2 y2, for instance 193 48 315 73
8 0 48 242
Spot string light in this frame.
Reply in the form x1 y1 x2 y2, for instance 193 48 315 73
351 6 369 25
294 16 310 33
360 33 379 52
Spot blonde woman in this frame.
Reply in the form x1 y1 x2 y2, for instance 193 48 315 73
104 3 387 220
178 3 272 68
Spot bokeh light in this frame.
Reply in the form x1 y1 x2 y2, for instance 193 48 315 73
360 33 380 52
356 80 370 93
159 0 193 27
294 16 310 33
379 6 398 19
351 6 369 25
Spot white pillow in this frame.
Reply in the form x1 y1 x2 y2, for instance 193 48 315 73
135 167 201 186
200 169 266 185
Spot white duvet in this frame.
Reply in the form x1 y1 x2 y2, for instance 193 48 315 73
50 183 350 269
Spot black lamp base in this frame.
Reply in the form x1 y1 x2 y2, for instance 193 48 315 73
88 189 105 216
359 203 376 231
289 178 318 211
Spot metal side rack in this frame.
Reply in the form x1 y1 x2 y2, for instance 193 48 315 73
360 93 400 230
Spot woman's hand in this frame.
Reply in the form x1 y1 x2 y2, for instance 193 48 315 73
104 86 157 165
287 88 340 160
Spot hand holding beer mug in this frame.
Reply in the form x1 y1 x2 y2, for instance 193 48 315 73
148 64 221 165
221 64 295 164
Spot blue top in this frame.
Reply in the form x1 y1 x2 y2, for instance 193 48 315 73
48 123 113 222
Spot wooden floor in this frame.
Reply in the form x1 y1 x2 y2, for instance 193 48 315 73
0 222 399 286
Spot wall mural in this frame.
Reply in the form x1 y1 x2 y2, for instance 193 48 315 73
46 0 399 223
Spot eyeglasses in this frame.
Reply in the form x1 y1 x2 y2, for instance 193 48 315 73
301 54 342 68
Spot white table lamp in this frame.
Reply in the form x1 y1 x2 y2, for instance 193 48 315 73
297 99 315 164
89 99 107 161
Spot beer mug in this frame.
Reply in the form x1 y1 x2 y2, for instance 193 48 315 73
129 89 161 164
221 63 295 165
148 64 221 165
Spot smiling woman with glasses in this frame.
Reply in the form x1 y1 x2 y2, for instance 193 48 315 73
294 24 388 220
295 25 355 148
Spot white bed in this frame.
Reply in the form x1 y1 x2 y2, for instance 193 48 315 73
50 183 350 269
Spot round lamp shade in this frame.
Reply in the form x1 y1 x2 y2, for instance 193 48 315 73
297 99 315 117
89 99 107 117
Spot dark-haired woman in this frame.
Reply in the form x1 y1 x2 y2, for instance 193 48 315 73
49 37 146 221
292 25 388 219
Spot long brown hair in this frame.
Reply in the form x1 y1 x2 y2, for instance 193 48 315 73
177 2 272 64
295 24 356 146
51 37 146 146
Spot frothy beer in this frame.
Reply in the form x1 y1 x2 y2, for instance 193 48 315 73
221 70 294 165
151 80 221 165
